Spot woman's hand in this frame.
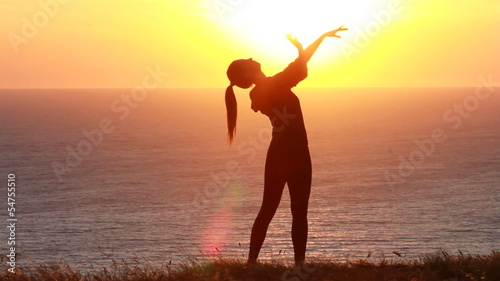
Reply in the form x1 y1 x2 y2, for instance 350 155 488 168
286 34 304 53
289 25 348 63
323 25 348 38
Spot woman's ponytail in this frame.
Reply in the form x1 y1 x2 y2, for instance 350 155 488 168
225 85 237 145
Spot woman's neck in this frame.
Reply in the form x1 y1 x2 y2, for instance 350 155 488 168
253 71 266 84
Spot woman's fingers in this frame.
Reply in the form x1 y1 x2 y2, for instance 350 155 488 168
286 34 303 50
324 25 348 37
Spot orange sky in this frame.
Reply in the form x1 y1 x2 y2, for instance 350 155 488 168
1 0 499 88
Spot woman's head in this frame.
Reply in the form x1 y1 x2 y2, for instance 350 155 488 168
227 58 261 89
225 58 261 145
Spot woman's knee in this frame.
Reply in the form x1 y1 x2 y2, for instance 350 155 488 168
290 204 308 219
257 203 279 221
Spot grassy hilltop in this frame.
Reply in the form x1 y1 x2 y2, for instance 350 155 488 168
1 251 499 281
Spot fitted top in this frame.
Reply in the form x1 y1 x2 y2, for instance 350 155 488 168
249 57 308 147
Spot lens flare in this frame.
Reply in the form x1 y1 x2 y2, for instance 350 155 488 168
201 183 246 256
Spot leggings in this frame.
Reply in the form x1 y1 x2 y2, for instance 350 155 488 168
249 142 312 262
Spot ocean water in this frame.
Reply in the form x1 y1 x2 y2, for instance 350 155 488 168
0 87 499 268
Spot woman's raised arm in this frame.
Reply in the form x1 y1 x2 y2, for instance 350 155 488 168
287 25 348 63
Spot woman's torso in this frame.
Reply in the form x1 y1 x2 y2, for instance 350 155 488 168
250 79 308 148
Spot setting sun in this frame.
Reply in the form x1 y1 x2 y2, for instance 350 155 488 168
222 0 374 43
1 0 498 87
211 0 402 71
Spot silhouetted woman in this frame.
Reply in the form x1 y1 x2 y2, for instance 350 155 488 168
225 26 347 265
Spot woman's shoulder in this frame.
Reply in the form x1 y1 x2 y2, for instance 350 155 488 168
272 58 308 88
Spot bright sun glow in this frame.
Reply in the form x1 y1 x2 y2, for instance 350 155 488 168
218 0 381 68
239 0 372 41
3 0 498 88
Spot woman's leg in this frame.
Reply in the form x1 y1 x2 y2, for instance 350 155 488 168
287 147 312 264
248 146 287 264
